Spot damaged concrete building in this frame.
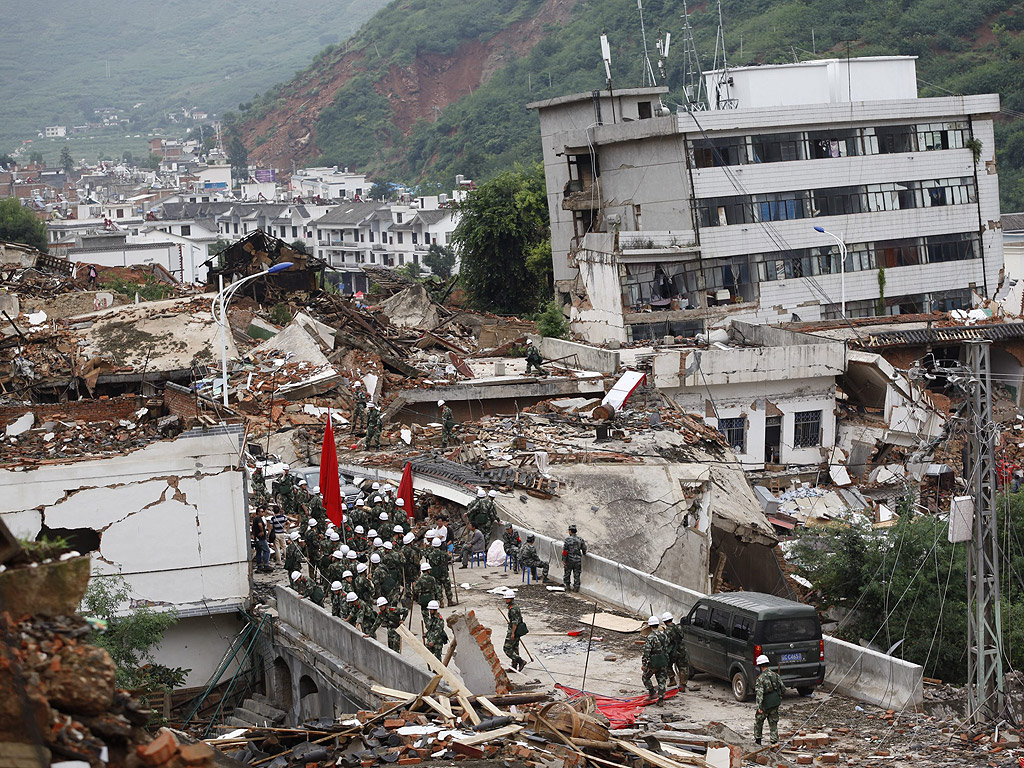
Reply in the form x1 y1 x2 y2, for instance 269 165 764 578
529 56 1003 343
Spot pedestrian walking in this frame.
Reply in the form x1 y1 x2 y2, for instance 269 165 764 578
641 615 670 704
753 655 785 746
502 589 528 671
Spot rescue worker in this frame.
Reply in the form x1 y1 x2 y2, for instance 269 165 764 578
562 524 587 592
250 466 269 507
524 339 544 374
662 612 689 690
341 591 370 634
439 399 456 447
365 403 382 450
423 600 449 660
353 561 374 603
502 523 521 571
412 561 440 614
274 467 297 515
352 381 367 433
373 596 408 652
303 518 321 580
284 531 304 581
330 580 346 617
641 615 669 704
519 534 549 581
502 589 528 672
753 654 784 746
428 537 454 605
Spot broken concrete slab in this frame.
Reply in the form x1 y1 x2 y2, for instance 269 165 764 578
379 284 440 330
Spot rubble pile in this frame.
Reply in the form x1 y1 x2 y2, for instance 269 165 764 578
0 611 219 768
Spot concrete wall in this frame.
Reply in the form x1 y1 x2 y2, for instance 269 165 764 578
276 585 432 695
823 636 923 710
539 336 621 374
156 613 247 688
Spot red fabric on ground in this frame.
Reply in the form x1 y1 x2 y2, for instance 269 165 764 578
554 683 678 728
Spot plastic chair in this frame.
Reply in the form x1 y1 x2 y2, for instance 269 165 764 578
469 551 486 568
521 567 532 584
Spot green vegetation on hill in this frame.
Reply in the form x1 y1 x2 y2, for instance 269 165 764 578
242 0 1024 210
0 0 388 155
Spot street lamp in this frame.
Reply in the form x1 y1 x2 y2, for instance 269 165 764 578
813 226 847 318
210 262 293 406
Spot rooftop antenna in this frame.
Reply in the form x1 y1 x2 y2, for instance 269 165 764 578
678 0 706 110
600 33 617 123
656 30 671 83
637 0 657 87
710 0 737 109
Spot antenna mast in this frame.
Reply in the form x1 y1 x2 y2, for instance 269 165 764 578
678 0 706 110
637 0 657 87
710 0 737 109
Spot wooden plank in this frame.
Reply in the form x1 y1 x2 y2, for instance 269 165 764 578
579 613 643 634
421 695 454 722
614 740 708 768
396 625 480 725
475 695 505 718
453 724 523 746
371 684 417 700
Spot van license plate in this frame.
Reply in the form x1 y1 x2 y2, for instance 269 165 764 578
781 652 804 663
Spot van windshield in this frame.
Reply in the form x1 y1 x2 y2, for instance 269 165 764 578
761 617 820 643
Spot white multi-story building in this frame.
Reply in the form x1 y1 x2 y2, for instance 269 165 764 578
529 56 1003 343
291 167 369 201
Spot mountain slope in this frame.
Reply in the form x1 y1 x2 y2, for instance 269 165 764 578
0 0 388 152
240 0 1024 208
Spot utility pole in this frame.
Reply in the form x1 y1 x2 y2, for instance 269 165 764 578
964 339 1005 722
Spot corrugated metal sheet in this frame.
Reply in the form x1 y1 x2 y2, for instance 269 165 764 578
858 323 1024 348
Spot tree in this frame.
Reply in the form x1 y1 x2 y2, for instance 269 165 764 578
395 262 422 279
29 150 44 166
423 243 456 279
82 574 188 692
0 153 14 170
60 146 74 174
290 239 309 255
451 163 549 314
369 180 394 201
536 300 569 338
0 198 48 251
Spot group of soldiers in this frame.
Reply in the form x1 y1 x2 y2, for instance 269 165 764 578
640 612 690 704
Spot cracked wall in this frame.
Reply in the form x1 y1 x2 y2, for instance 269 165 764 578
0 431 249 613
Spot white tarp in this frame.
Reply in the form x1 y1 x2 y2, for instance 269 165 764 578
601 370 646 411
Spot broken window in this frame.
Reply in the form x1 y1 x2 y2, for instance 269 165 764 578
718 417 746 452
793 410 822 448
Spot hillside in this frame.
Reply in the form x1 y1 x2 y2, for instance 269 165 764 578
238 0 1024 210
0 0 388 153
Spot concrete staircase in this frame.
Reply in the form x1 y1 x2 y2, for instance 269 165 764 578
224 693 287 728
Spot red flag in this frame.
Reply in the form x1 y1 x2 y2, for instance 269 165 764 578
397 462 414 522
320 415 343 528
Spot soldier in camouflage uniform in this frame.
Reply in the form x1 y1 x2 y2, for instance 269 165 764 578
411 561 440 614
502 524 521 571
524 339 545 374
364 404 382 450
561 524 587 592
428 538 454 606
274 467 297 515
753 655 784 746
372 596 408 652
502 590 528 671
519 534 549 581
423 600 449 660
295 572 325 608
250 467 269 508
661 612 689 690
342 592 376 636
330 581 346 617
353 562 375 603
284 532 304 582
641 615 670 704
438 399 456 447
352 381 367 433
303 520 322 580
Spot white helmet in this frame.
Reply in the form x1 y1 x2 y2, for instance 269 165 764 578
437 399 445 406
313 485 321 494
342 570 353 579
373 537 384 547
756 654 771 666
379 512 389 520
354 525 365 534
341 503 348 511
648 615 660 626
403 532 415 545
384 484 394 493
373 495 382 503
331 580 343 592
477 489 486 498
396 498 405 507
289 531 300 541
308 518 318 527
372 482 380 490
393 525 403 533
340 544 350 555
357 499 366 507
488 490 498 498
661 611 674 622
290 571 302 581
354 381 362 388
432 538 442 548
383 541 394 550
356 562 368 573
331 549 344 559
376 596 389 607
370 553 381 564
502 589 516 599
367 529 378 538
427 600 440 611
346 551 358 560
299 480 308 486
346 592 358 602
526 338 533 345
328 531 340 542
420 561 431 572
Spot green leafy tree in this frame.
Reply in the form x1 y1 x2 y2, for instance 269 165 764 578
536 299 569 338
146 153 162 171
0 198 48 251
29 151 44 166
369 180 394 201
452 163 549 314
290 238 309 255
1 153 16 170
423 243 456 279
395 261 422 279
60 146 74 174
82 573 188 691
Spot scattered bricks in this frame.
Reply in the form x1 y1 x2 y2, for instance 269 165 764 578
798 757 814 765
385 720 406 729
179 742 216 766
398 759 421 765
818 754 839 764
42 645 117 716
452 743 485 759
872 750 890 757
139 729 179 766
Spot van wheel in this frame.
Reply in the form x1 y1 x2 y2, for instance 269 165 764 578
731 671 751 701
797 686 814 696
688 664 698 679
